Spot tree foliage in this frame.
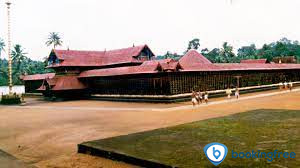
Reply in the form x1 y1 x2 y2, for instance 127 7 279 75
157 37 300 64
0 38 5 58
0 44 53 86
187 38 200 51
45 32 63 49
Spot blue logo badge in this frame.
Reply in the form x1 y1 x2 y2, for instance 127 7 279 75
204 142 228 166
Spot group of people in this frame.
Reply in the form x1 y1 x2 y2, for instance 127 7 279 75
226 87 240 99
191 81 295 106
191 91 209 106
279 81 293 91
191 88 240 106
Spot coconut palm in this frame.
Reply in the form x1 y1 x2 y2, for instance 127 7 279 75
12 44 27 72
0 38 5 57
45 32 63 49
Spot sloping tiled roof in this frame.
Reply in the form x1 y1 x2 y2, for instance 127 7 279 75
179 50 211 69
183 63 300 72
78 60 162 78
78 58 185 77
159 59 182 72
240 59 268 64
48 45 153 67
22 73 55 81
51 76 87 90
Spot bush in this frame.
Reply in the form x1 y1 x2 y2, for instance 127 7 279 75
0 94 21 105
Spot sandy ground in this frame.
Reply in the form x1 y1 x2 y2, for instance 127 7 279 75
0 89 299 168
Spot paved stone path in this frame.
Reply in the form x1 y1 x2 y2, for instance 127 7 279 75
3 88 299 112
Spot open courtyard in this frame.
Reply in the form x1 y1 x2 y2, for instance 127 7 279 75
0 89 300 167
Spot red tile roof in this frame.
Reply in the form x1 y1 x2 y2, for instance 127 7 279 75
51 76 87 90
78 60 162 78
179 50 212 69
183 63 300 72
159 59 182 72
48 45 154 67
240 59 268 64
22 73 55 81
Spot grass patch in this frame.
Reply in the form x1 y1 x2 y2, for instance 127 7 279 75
81 109 300 167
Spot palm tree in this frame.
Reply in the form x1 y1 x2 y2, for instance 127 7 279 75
45 32 63 49
12 44 27 72
0 38 5 57
220 42 235 63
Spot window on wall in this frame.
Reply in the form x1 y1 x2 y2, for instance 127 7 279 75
137 47 154 61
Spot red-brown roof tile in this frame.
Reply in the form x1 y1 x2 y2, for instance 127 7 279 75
48 45 154 67
179 50 212 69
51 76 87 90
78 60 162 78
22 73 55 81
183 63 300 71
160 61 182 72
240 59 268 64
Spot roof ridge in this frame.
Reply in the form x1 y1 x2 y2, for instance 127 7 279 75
53 44 146 53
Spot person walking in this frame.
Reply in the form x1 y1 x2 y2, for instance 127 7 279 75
279 82 283 90
199 91 203 104
191 91 197 106
196 91 202 104
204 91 209 104
284 81 288 89
235 88 240 99
226 87 232 99
289 81 293 91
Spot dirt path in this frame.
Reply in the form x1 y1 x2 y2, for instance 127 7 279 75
0 89 299 168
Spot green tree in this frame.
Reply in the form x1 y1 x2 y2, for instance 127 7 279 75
237 44 257 59
163 51 182 60
46 32 63 49
203 48 221 63
220 42 235 63
0 38 5 58
187 38 200 52
0 59 8 86
257 44 273 61
12 44 28 73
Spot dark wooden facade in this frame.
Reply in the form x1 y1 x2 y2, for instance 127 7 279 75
24 80 43 93
84 69 300 95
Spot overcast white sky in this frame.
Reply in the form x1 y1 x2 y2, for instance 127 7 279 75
0 0 300 60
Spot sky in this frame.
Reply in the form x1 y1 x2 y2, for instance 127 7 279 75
0 0 300 61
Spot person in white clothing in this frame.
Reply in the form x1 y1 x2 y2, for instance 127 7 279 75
284 81 288 89
191 91 197 106
279 82 283 90
235 88 240 99
283 81 287 89
204 91 209 104
226 88 232 99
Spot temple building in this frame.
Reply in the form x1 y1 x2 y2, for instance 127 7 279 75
22 44 300 101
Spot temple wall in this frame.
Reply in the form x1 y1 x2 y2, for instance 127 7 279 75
23 69 300 96
169 70 300 94
87 69 300 96
87 73 170 95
